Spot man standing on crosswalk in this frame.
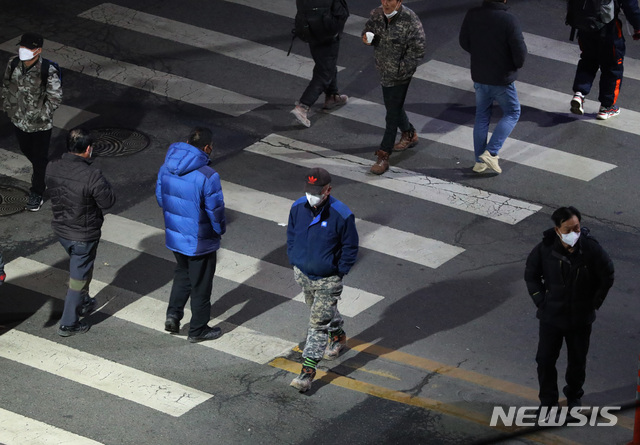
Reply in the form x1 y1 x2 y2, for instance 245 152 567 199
459 0 527 174
156 127 226 343
1 32 62 211
290 0 350 127
45 128 116 337
362 0 425 175
567 0 640 120
287 167 358 392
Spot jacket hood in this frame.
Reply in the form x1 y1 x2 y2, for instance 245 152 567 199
165 142 209 176
542 227 591 245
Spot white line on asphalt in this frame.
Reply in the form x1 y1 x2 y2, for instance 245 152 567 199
0 329 213 417
79 3 344 80
54 105 99 130
333 94 616 182
523 31 640 82
4 256 296 365
245 134 541 225
0 408 104 445
417 59 639 141
222 180 464 268
0 39 266 117
100 214 384 317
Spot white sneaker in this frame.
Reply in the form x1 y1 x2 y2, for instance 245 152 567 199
596 105 620 120
291 103 311 127
479 150 502 174
472 162 488 173
570 92 584 115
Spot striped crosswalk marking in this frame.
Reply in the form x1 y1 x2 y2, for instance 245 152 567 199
333 95 615 182
79 3 344 81
54 105 99 130
0 39 266 117
0 408 104 445
417 59 639 139
523 31 640 82
0 330 213 417
4 257 296 365
101 214 384 316
222 181 465 268
245 134 541 225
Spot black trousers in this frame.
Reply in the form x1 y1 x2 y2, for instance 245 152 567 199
573 20 626 108
14 125 52 196
299 38 340 107
380 81 414 154
166 251 217 337
536 322 592 406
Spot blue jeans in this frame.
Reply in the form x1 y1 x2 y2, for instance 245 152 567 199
473 82 521 162
58 238 99 326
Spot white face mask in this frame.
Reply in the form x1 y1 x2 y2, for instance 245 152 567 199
306 192 323 207
558 230 580 247
384 9 398 19
18 47 36 61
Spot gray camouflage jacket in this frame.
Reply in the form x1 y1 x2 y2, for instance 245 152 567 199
362 5 426 87
1 56 63 132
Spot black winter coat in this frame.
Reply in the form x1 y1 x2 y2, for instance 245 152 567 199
524 228 614 328
45 153 116 241
459 1 527 85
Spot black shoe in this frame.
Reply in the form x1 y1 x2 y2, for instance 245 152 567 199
57 321 90 337
188 327 222 343
78 297 97 317
164 317 180 334
25 192 44 212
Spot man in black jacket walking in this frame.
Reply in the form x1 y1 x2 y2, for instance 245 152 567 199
45 128 116 336
459 0 527 174
525 207 614 412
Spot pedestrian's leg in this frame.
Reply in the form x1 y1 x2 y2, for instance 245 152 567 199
30 129 52 197
536 322 564 406
59 238 98 328
323 38 340 96
597 24 625 108
167 252 191 322
473 83 493 162
186 251 217 337
487 83 521 155
572 33 600 96
563 324 592 403
381 84 410 153
300 41 337 107
303 276 343 363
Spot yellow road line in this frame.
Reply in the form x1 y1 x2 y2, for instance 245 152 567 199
270 357 582 445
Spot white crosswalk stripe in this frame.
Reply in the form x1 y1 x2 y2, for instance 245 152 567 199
0 408 104 445
244 134 542 225
0 39 266 117
100 214 385 317
0 329 213 417
79 3 344 80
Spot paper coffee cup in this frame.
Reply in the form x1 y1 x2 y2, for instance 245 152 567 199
365 32 374 44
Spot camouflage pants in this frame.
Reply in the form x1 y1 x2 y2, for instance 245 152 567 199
293 266 344 361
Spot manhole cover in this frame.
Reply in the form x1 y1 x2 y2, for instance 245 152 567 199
0 185 29 216
90 128 150 157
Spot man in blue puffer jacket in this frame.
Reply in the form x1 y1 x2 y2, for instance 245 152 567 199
156 127 226 343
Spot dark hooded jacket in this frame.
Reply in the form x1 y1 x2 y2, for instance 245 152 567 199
524 227 614 328
156 142 226 256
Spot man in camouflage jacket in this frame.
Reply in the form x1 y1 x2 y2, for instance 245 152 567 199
362 0 425 175
2 32 63 211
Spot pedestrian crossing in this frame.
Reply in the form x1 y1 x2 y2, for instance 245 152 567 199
1 1 637 442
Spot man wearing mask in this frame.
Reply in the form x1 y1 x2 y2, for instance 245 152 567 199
2 32 63 211
156 127 226 343
361 0 426 175
525 206 614 416
287 167 359 392
459 0 527 175
45 128 116 336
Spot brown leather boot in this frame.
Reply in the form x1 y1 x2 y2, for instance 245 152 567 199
370 149 390 175
393 129 418 151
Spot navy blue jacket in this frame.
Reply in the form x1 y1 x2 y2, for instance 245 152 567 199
156 142 226 256
525 227 614 328
459 1 527 85
287 196 359 280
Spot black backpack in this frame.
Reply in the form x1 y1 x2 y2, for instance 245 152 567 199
294 0 338 43
9 57 62 87
566 0 616 39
